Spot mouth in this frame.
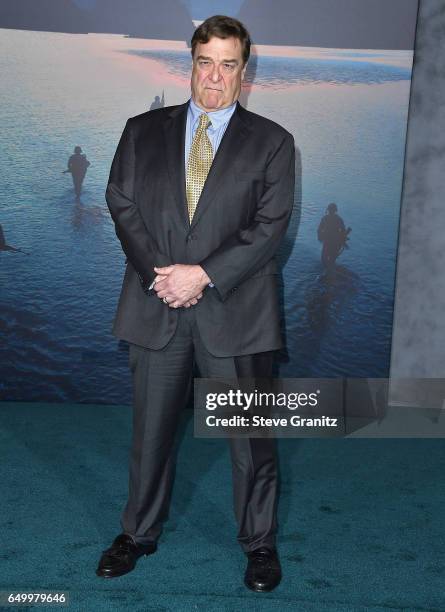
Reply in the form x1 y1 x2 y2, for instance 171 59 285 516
205 87 223 92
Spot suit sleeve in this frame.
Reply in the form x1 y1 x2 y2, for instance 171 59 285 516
199 132 295 302
105 118 162 294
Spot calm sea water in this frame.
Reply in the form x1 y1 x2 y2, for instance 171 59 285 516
0 30 412 402
131 48 412 87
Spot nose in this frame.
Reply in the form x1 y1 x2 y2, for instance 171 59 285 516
209 64 222 83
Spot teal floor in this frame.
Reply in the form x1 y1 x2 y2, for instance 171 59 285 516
1 402 445 611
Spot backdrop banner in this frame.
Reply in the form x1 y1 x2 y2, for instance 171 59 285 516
0 0 419 403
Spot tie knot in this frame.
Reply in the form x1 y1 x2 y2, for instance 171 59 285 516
198 113 211 131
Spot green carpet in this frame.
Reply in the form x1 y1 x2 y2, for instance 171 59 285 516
1 402 444 611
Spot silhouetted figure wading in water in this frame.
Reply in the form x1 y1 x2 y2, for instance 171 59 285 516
149 91 165 110
63 146 90 200
317 203 351 268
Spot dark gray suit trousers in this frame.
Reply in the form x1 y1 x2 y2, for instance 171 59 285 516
120 305 278 553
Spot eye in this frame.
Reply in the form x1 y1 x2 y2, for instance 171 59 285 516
223 63 235 71
198 60 211 67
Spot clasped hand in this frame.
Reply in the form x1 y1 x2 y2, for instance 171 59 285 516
153 264 210 308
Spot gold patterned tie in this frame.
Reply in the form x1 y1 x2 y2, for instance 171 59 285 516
186 113 213 223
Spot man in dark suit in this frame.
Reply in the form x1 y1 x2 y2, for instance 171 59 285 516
96 15 295 593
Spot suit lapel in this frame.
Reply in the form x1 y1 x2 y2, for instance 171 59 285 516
163 101 189 229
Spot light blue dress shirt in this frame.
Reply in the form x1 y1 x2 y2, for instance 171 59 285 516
185 97 237 170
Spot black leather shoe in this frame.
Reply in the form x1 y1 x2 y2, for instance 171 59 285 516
96 533 157 578
244 547 282 592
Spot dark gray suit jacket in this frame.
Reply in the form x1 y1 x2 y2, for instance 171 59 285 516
106 100 295 357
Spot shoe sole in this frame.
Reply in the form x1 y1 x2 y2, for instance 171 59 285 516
244 579 281 593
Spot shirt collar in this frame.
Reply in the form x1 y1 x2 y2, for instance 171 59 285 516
188 97 237 131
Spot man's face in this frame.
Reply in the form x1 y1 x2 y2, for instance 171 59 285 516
191 36 247 111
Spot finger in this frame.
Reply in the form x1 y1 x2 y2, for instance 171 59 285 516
169 301 181 309
154 283 168 295
156 288 174 299
155 276 168 289
188 293 202 302
183 302 191 308
189 298 198 305
154 265 174 275
153 277 174 293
